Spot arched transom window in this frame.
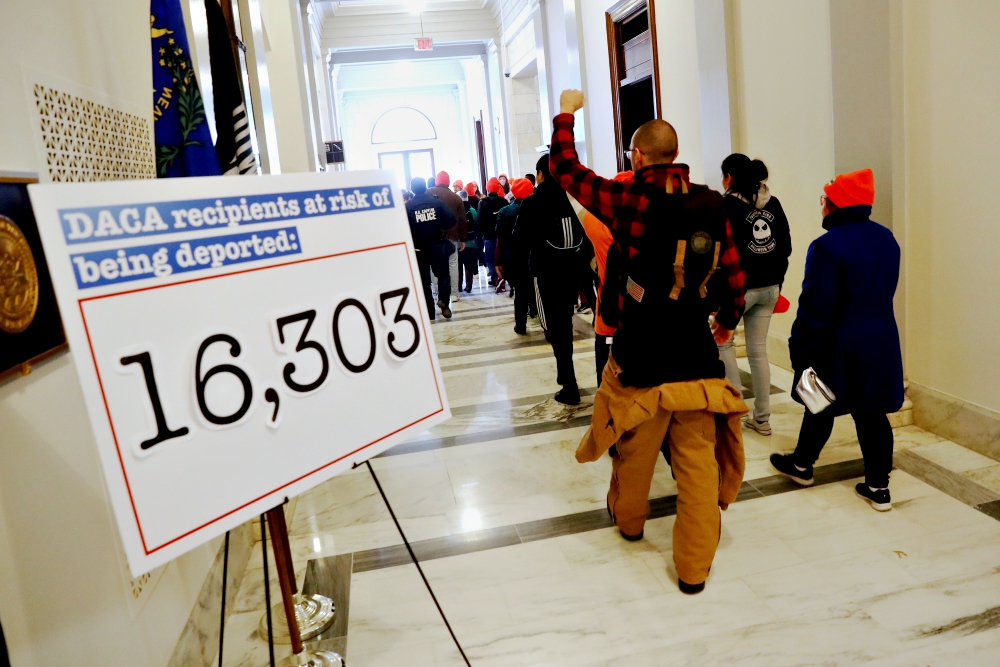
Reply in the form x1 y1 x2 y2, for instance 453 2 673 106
370 107 437 144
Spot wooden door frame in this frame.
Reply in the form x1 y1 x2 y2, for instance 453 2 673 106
606 0 663 172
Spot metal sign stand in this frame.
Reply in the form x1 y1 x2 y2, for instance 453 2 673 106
261 505 341 667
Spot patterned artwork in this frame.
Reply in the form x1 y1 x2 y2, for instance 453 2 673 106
32 84 156 182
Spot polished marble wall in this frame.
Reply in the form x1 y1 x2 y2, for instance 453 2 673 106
911 382 1000 463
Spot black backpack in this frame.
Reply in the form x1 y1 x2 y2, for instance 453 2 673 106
603 179 729 386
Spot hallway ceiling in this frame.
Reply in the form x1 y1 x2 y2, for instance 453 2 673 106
319 0 494 17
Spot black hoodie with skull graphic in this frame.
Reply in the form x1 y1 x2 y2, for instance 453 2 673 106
724 185 792 290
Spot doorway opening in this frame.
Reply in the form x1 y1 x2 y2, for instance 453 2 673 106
378 149 436 191
606 0 662 172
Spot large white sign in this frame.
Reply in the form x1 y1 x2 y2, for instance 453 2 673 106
29 172 449 576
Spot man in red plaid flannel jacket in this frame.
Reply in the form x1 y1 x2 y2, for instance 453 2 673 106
555 90 749 595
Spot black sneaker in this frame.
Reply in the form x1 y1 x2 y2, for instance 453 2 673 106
855 483 892 511
554 386 581 405
437 300 452 319
513 325 527 335
769 453 814 486
620 528 643 542
678 579 705 595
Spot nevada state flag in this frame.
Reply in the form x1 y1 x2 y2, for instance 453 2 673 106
151 0 221 177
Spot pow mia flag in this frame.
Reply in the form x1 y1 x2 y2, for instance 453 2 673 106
205 0 258 175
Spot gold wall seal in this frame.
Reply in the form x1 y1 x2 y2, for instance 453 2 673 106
0 215 40 334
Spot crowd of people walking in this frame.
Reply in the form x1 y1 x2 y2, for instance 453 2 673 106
404 88 904 595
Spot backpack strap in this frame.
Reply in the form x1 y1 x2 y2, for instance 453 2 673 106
697 241 722 298
669 239 687 300
665 176 689 195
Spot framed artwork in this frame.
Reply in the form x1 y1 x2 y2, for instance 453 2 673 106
0 176 67 381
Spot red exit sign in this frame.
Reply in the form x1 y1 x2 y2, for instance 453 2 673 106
414 37 433 51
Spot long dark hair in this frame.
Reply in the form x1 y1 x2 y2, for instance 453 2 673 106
722 153 768 204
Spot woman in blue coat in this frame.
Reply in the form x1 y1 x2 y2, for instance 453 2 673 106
770 169 904 511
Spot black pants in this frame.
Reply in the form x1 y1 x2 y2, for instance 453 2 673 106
793 410 894 488
459 247 479 291
534 275 578 389
595 335 612 387
416 248 451 319
507 270 534 329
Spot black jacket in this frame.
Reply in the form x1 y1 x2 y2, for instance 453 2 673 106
724 186 792 289
405 193 455 252
477 193 507 240
494 199 526 271
519 180 585 279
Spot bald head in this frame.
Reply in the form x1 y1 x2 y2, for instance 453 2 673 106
630 120 678 167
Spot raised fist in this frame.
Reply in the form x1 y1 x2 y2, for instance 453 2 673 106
560 89 585 115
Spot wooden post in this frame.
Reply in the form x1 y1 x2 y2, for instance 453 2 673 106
272 505 298 596
266 506 304 656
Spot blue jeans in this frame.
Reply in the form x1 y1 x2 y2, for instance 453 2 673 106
483 238 497 282
719 285 779 421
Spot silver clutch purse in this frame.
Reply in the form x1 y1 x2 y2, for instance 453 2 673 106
796 367 836 414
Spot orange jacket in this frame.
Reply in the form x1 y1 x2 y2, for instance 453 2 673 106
580 210 615 336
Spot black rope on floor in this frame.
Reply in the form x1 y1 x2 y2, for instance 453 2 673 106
365 460 473 667
261 514 276 667
218 530 230 667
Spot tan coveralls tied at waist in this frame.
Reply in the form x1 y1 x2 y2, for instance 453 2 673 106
577 354 748 585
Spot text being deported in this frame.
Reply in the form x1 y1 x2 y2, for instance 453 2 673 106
61 186 393 288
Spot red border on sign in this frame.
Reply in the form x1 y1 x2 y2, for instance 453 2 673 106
78 242 444 555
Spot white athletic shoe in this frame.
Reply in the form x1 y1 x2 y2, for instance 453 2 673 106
742 416 772 436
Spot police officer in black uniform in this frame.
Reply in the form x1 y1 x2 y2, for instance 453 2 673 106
406 177 456 319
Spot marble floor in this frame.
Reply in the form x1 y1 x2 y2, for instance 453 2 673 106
216 272 1000 667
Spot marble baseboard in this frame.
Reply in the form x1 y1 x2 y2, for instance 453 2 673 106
766 329 793 372
167 520 256 667
894 450 1000 508
910 382 1000 463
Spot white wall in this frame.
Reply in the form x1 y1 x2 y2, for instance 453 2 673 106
0 355 220 667
0 0 151 176
730 0 836 342
510 74 543 176
260 0 316 172
578 0 619 176
900 0 1000 413
0 2 228 664
652 0 706 183
322 7 498 50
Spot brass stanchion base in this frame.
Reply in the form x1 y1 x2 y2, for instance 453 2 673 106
278 649 344 667
260 593 336 644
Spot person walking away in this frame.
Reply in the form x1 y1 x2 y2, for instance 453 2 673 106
466 181 482 201
518 154 587 405
478 177 506 285
717 155 792 436
460 190 480 293
553 90 748 594
466 181 486 270
452 179 464 194
427 171 468 302
405 177 456 320
770 169 903 511
495 177 535 333
525 173 536 186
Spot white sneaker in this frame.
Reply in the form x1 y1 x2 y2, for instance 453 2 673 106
742 416 772 436
452 294 461 301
